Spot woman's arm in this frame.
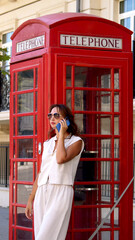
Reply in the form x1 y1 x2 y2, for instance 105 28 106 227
56 137 82 164
25 172 40 219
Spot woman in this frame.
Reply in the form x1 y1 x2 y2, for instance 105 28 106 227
25 104 84 240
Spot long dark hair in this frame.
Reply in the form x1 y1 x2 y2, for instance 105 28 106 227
48 104 80 138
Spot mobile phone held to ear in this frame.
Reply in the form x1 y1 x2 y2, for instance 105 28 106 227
56 119 70 132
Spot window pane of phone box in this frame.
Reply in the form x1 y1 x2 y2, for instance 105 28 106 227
17 162 33 182
17 139 33 158
74 66 111 88
16 207 32 228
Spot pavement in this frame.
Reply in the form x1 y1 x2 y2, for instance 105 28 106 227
0 207 135 240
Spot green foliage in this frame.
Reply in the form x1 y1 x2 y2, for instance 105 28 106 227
0 39 10 76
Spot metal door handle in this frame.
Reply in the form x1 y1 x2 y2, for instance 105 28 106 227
38 142 42 154
75 187 98 191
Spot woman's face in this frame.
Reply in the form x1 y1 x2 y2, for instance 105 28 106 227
49 107 64 129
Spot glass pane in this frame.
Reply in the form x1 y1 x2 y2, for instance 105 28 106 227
13 118 15 136
66 90 72 109
101 139 111 158
35 68 38 88
74 232 91 240
114 184 119 201
18 93 33 113
17 139 33 158
17 162 33 181
16 229 32 240
17 184 33 204
114 69 119 89
114 231 119 240
74 114 111 135
35 91 38 111
114 208 119 226
114 93 119 112
114 116 119 135
18 116 33 135
74 207 111 229
114 139 119 158
75 161 111 182
74 90 111 112
100 231 111 239
13 95 15 114
74 184 111 206
82 138 111 158
13 140 15 158
35 115 37 135
114 162 119 181
17 69 33 91
13 73 15 92
17 207 32 228
66 66 72 87
74 66 111 88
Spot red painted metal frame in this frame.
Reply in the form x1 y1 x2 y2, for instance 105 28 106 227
55 51 133 240
9 58 44 240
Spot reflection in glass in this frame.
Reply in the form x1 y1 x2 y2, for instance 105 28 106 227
35 115 37 135
74 90 111 112
114 69 119 89
114 208 119 226
74 66 111 88
74 184 111 206
35 68 38 88
75 160 111 182
75 114 111 135
98 161 111 181
66 90 72 109
13 118 15 136
13 73 15 92
114 231 119 240
66 66 72 87
17 162 33 181
17 69 33 91
101 139 111 158
114 139 119 158
35 91 38 111
17 207 32 228
18 116 33 135
13 95 15 114
114 162 119 181
114 93 119 112
114 116 119 135
16 229 32 240
17 184 33 204
18 93 33 113
100 232 110 239
17 139 33 158
114 184 119 201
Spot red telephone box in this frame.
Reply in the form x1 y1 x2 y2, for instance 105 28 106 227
10 13 133 240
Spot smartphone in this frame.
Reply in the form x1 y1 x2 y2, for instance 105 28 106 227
56 119 70 132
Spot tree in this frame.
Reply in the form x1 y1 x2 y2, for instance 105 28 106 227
0 39 10 110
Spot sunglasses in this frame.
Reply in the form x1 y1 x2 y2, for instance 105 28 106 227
47 113 62 120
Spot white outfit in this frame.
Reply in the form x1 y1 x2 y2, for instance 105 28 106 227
34 134 84 240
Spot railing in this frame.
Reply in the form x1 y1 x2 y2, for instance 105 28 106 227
0 145 9 187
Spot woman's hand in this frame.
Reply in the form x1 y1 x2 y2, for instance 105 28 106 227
59 119 68 136
25 199 33 220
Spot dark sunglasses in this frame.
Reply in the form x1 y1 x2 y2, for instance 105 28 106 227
47 113 62 120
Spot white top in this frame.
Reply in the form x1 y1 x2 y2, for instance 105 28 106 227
38 134 84 186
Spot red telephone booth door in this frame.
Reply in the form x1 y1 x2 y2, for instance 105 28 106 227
9 58 43 240
57 53 133 240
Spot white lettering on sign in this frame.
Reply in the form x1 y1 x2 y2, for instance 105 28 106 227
16 35 45 53
60 34 122 50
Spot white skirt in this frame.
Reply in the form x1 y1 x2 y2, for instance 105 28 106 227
34 182 73 240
